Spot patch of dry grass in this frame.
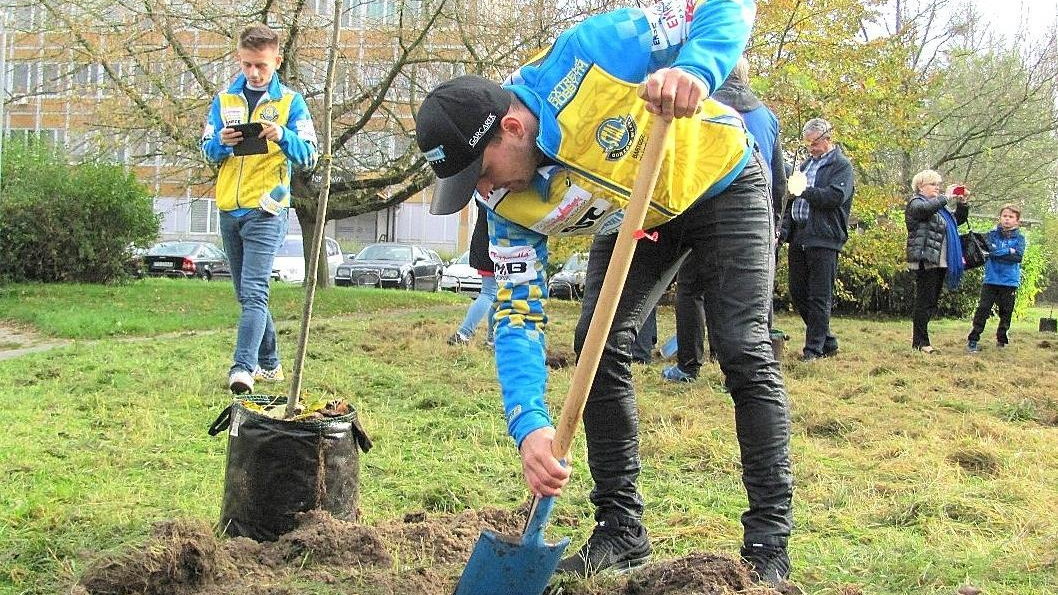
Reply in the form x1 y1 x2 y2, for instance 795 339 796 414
0 288 1055 594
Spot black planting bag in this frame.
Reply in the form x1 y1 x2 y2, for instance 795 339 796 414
208 397 372 541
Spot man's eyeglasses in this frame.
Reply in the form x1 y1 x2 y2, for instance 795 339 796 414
804 133 830 147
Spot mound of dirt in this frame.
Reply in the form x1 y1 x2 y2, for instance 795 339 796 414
558 552 791 595
75 519 232 595
74 507 527 595
74 509 797 595
547 349 576 369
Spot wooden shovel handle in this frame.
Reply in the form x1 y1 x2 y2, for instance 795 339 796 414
552 116 672 460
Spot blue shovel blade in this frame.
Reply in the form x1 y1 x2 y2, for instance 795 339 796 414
453 496 570 595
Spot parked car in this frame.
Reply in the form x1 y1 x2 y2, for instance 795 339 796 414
548 251 589 299
143 241 227 280
335 242 443 291
439 250 483 296
211 236 342 284
272 236 344 283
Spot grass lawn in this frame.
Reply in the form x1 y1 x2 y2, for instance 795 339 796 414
0 279 1056 594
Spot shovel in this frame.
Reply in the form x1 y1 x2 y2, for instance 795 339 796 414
453 113 673 595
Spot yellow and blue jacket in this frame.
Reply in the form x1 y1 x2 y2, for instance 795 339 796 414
487 0 757 447
201 73 318 212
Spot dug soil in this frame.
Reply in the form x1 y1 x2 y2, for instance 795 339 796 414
73 506 794 595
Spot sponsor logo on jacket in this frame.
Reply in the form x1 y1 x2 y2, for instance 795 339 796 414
490 245 538 284
548 58 591 109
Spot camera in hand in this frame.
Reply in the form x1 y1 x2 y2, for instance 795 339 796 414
231 122 267 156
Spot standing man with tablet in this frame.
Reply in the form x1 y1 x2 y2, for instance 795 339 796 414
201 23 318 394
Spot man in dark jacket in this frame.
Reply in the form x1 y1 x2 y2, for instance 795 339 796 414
663 56 789 381
779 118 854 360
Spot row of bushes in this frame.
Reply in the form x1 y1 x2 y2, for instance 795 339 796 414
0 140 159 283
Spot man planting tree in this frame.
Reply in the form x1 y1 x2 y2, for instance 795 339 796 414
415 0 793 586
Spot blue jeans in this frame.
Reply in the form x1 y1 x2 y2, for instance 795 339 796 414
458 274 498 341
220 209 288 374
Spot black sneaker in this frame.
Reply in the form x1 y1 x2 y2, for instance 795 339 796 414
555 516 651 577
446 332 471 346
740 543 790 586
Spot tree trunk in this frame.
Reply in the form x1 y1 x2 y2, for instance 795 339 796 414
294 204 331 289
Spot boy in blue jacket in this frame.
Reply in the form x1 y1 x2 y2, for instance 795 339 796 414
967 204 1026 352
201 23 318 393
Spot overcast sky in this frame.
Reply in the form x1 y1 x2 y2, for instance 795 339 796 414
969 0 1056 43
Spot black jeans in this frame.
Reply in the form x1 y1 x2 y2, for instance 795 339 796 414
968 283 1017 344
788 245 838 356
674 256 720 375
912 266 945 348
631 306 658 363
573 156 793 548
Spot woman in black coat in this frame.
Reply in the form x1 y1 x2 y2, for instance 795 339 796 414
904 169 970 353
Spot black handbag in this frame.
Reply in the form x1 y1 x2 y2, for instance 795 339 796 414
959 228 988 269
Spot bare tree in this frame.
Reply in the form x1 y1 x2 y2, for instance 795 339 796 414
881 0 1058 213
16 0 608 284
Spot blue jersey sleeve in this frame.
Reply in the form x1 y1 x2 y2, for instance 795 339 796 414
277 92 319 170
670 0 755 92
487 209 554 447
201 95 233 163
535 0 752 91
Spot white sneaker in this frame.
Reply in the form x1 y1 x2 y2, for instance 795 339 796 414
253 364 285 382
228 369 254 394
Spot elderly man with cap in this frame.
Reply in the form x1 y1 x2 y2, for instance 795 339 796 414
414 0 793 586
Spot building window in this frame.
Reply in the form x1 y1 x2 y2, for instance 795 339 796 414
40 63 63 94
341 0 362 28
7 63 35 95
359 60 388 89
8 5 44 30
364 0 394 25
188 199 220 234
5 128 66 147
72 64 101 87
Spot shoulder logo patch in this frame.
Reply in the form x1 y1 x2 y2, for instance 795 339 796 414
547 58 591 110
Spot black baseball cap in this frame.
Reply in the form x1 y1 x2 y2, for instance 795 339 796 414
415 75 512 215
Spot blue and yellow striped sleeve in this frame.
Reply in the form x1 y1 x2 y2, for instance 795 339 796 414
486 208 553 447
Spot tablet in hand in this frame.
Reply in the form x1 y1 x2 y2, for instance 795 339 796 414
230 122 267 156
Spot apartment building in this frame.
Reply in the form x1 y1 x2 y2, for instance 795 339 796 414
1 1 473 252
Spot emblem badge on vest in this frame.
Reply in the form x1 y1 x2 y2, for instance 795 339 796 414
260 105 280 122
596 115 637 161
